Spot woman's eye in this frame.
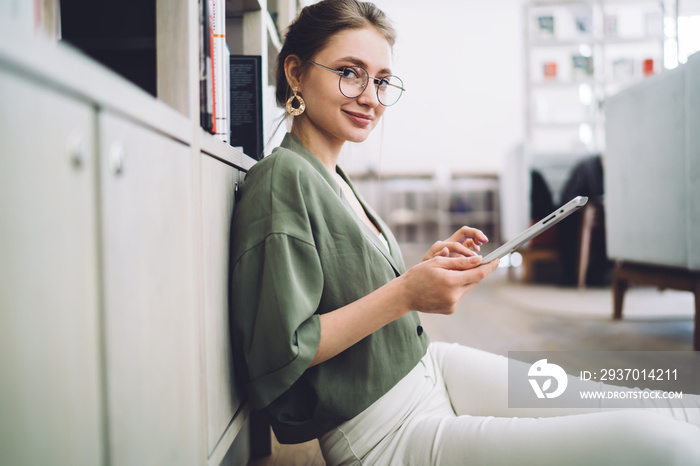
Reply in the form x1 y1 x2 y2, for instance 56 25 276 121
341 68 358 79
377 78 390 89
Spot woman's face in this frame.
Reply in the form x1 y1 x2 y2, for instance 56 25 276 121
297 26 393 147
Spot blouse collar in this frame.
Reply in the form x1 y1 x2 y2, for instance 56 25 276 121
279 133 404 276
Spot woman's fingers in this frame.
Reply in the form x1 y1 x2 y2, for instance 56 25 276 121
432 254 483 270
463 238 481 252
461 257 500 285
423 227 490 261
444 242 478 258
435 255 499 285
423 240 479 261
448 226 489 249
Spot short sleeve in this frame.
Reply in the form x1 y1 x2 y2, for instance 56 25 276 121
231 233 323 409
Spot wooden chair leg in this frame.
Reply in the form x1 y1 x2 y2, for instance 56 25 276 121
522 256 533 283
694 279 700 351
612 264 628 320
577 204 596 289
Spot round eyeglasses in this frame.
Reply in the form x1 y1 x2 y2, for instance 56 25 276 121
308 61 405 107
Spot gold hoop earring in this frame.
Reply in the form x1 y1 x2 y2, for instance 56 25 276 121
286 89 306 116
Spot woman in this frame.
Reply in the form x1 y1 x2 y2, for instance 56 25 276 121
229 1 700 464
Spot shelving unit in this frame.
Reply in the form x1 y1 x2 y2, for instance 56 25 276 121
353 173 501 250
524 0 678 152
226 0 295 152
0 1 299 465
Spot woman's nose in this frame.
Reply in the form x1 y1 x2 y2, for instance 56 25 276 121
356 84 380 108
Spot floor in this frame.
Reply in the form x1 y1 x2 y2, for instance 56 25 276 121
249 244 696 465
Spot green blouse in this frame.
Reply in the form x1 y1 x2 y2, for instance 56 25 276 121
229 133 429 443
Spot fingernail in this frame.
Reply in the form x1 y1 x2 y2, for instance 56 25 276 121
469 255 482 264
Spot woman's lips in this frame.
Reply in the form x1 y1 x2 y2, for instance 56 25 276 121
343 110 373 127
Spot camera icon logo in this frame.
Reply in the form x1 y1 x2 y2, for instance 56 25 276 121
528 359 568 399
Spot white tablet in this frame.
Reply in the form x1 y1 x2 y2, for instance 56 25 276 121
481 196 589 264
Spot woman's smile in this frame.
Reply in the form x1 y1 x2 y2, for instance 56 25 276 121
343 109 374 127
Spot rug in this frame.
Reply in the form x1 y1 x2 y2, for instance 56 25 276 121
497 282 695 321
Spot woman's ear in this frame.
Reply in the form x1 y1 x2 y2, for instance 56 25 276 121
284 55 303 92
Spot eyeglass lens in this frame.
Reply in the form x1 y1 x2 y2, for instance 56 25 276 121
338 67 403 106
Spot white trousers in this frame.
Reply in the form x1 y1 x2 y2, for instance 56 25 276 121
319 342 700 466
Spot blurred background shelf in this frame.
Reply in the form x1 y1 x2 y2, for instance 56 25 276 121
525 0 677 153
354 172 501 250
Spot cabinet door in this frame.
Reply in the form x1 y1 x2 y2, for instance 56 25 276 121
201 154 247 460
98 111 200 465
0 71 103 465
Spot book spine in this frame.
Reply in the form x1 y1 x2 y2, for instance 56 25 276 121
229 56 264 160
208 0 217 134
224 43 231 144
200 0 213 131
213 0 228 142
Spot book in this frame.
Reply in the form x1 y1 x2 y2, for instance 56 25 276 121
208 0 217 135
60 0 157 97
224 43 231 144
612 58 634 81
536 15 555 39
212 0 228 142
229 55 263 160
573 7 592 35
200 0 213 132
543 61 557 80
604 14 618 37
572 55 593 79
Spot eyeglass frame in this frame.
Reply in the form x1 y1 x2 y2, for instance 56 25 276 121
307 60 405 107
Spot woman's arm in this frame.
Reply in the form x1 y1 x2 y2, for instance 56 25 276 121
309 253 499 367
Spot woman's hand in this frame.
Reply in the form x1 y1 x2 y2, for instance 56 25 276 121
310 234 497 367
400 254 499 315
422 226 489 261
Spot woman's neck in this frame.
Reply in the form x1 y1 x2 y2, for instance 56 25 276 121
291 119 343 173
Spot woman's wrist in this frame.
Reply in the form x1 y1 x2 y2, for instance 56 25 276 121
388 274 414 319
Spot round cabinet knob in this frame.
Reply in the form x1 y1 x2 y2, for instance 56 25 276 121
66 130 87 169
109 143 126 176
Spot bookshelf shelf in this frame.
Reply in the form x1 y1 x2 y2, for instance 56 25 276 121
531 79 598 86
530 34 664 47
535 121 598 127
200 128 257 170
530 38 597 47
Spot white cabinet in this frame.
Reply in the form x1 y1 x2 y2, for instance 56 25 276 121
201 153 247 461
99 110 200 465
0 1 278 462
0 70 103 466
